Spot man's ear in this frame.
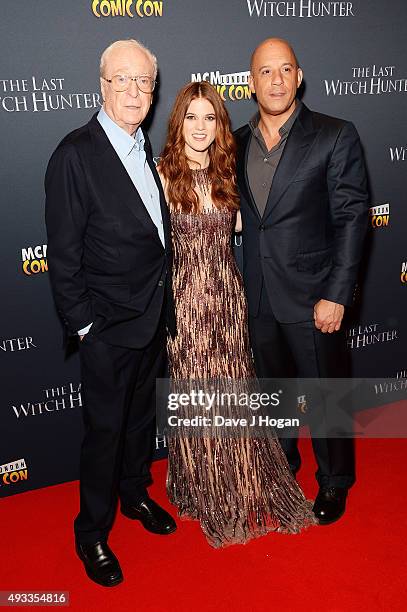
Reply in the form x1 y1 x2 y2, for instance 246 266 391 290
100 77 106 102
248 73 255 94
297 68 303 88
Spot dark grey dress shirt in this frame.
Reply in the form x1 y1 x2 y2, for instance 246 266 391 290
247 100 302 217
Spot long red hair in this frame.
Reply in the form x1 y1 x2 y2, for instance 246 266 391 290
159 81 239 213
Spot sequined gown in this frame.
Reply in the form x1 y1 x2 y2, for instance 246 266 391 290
167 199 316 548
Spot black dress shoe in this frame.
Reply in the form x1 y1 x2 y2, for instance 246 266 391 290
121 497 177 535
76 541 123 587
313 487 348 525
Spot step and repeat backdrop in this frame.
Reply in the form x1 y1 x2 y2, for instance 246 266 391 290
1 0 406 496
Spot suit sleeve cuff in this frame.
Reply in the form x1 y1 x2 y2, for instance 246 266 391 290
77 322 93 336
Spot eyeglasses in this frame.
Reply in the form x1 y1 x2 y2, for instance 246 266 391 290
102 74 156 93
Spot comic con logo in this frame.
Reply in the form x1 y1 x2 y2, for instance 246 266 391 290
246 1 355 17
0 77 101 113
92 0 163 17
191 71 251 102
0 459 28 487
401 262 407 284
22 245 47 276
369 203 389 229
324 65 407 96
346 322 398 349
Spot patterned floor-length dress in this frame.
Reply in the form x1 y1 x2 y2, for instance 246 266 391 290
166 193 316 547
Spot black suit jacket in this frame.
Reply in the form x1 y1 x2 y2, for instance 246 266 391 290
45 112 176 348
235 104 369 323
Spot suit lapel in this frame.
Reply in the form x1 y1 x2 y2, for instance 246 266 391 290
144 137 172 251
236 126 261 220
262 105 320 221
88 114 163 246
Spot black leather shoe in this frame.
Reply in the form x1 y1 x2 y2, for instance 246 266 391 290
313 487 348 525
76 541 123 587
121 497 177 535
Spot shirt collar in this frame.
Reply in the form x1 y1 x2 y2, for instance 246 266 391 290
249 99 302 138
97 107 144 161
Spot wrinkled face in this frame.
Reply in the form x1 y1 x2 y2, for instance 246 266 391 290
100 45 154 134
249 40 303 117
183 97 217 159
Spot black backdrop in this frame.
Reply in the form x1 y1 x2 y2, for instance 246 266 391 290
1 0 406 497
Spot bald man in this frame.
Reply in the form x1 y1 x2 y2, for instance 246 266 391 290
235 38 369 525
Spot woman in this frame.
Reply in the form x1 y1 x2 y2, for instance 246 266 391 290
159 81 316 547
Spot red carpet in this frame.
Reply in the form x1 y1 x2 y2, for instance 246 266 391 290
1 438 406 611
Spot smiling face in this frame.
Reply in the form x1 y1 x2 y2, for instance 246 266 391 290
182 97 217 160
100 44 154 134
249 39 303 118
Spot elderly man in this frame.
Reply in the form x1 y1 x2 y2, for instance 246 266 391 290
235 38 369 525
45 39 176 587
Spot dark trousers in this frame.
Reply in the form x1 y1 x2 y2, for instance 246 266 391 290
249 283 355 489
74 318 167 544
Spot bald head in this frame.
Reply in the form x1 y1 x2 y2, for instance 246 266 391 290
248 37 303 121
250 38 299 73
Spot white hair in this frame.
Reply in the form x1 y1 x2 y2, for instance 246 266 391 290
100 39 158 78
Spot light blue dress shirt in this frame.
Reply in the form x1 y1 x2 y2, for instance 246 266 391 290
97 107 164 244
78 107 164 336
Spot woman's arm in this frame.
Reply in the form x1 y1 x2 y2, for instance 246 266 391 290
235 210 242 233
